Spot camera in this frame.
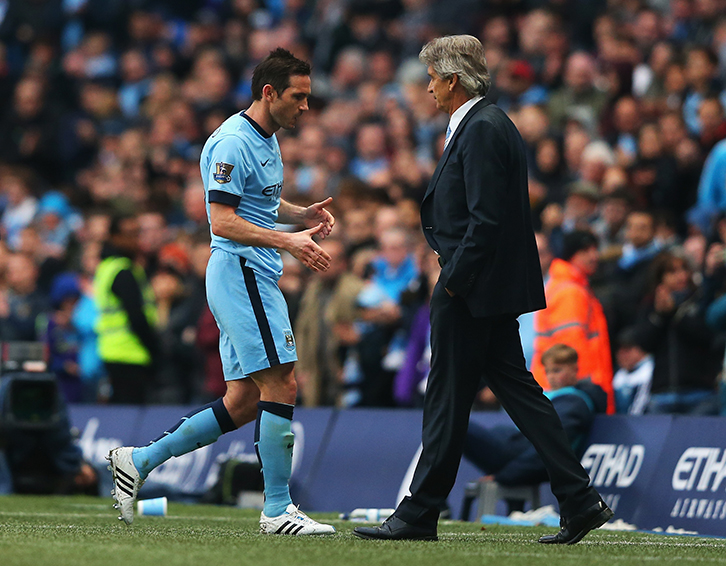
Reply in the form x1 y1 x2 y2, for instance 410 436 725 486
0 342 61 434
0 342 69 494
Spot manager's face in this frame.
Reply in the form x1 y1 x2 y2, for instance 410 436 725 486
426 65 453 114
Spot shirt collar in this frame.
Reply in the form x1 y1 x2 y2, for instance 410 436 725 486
446 95 484 146
241 111 272 139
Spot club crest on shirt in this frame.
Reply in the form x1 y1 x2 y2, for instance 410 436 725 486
284 330 295 351
213 162 234 184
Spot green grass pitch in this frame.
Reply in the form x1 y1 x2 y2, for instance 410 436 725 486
1 495 724 566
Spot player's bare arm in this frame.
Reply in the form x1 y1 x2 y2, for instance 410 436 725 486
277 197 335 238
210 202 331 272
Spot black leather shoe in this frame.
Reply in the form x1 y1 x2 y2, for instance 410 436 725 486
538 499 613 545
352 516 438 541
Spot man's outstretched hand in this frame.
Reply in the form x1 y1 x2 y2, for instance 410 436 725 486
302 197 335 239
286 223 332 272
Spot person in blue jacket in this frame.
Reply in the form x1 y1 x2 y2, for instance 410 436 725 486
463 344 607 512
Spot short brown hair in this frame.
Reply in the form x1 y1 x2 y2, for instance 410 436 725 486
541 344 578 366
251 48 311 100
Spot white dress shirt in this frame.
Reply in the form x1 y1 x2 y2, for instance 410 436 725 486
444 95 484 148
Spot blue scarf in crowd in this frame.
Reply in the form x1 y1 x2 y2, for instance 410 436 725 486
618 240 662 271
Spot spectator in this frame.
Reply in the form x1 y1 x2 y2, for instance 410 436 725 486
591 188 631 260
350 122 390 186
293 124 331 199
631 122 675 211
542 180 600 257
0 167 38 251
137 210 169 274
463 344 607 513
682 46 723 137
612 327 654 415
579 141 616 187
0 252 48 341
600 210 662 341
295 238 365 407
548 52 608 133
78 31 117 80
690 136 726 233
636 250 722 414
195 302 226 404
73 242 105 402
38 273 83 404
342 207 377 262
495 59 548 113
117 49 151 119
635 40 675 105
370 227 418 303
532 230 615 413
2 0 726 411
393 250 440 407
35 191 81 260
562 125 592 183
354 228 417 407
15 225 65 295
0 76 59 183
150 243 199 404
658 112 702 235
532 136 568 207
607 96 642 167
515 105 551 165
697 96 726 152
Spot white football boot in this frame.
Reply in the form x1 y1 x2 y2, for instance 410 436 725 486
107 447 145 525
260 504 336 535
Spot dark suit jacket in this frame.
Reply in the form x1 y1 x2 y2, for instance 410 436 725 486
420 98 546 318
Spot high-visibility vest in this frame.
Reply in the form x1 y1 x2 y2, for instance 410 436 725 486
94 256 157 365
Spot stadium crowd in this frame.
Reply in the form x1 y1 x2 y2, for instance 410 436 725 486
1 0 726 415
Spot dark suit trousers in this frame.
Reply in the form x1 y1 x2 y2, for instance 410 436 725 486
395 282 599 527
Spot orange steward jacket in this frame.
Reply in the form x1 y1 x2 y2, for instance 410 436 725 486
532 258 615 414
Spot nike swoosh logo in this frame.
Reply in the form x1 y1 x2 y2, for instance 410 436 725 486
261 159 270 166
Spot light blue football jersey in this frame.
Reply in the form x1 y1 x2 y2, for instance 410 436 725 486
200 112 284 279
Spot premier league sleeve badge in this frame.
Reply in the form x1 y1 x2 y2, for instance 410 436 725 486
213 162 235 184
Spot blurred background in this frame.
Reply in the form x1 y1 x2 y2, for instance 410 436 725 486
0 0 725 421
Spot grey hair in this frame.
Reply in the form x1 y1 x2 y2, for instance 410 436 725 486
419 35 491 97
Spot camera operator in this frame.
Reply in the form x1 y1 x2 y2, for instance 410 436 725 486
0 373 97 494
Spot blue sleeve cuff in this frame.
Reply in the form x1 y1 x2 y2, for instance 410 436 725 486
208 190 241 208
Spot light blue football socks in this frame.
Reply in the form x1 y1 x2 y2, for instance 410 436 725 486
130 397 295 518
131 398 237 479
255 401 295 517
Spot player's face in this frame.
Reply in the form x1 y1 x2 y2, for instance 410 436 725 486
270 74 311 130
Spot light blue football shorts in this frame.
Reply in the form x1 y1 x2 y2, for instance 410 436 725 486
206 248 297 380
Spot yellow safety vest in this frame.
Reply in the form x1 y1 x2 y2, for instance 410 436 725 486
94 256 157 365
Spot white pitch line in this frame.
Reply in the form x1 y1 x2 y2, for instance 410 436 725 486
1 512 724 548
0 511 257 522
454 550 726 563
437 533 725 546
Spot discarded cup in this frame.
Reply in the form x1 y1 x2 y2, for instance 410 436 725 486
237 490 264 510
137 497 167 517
